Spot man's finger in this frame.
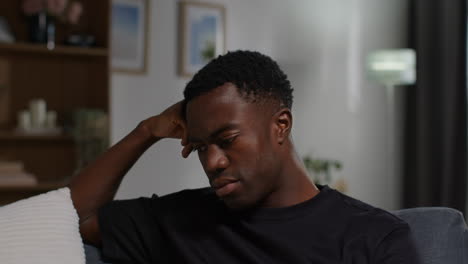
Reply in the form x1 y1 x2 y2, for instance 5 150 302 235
181 144 193 158
180 121 189 146
181 131 188 146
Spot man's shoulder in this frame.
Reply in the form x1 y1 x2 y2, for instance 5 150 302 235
321 188 420 263
102 187 216 215
326 188 409 235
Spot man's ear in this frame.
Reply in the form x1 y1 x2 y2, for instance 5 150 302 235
273 108 292 144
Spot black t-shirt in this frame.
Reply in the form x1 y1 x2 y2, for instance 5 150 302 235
98 185 420 264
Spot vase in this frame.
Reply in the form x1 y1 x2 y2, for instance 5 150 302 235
28 11 55 44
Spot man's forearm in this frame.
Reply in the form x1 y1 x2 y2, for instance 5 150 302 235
69 102 186 245
69 124 159 224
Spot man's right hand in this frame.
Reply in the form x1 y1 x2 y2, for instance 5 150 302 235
138 101 193 158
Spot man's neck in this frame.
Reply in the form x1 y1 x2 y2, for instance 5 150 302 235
260 150 320 208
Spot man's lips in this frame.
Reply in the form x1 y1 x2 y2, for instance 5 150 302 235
211 178 240 197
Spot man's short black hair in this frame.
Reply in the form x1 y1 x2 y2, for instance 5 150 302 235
183 50 293 109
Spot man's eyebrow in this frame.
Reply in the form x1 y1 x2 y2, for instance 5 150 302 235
188 123 240 143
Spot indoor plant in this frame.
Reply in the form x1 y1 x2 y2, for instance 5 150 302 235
303 155 344 190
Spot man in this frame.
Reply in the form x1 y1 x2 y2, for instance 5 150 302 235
70 51 420 263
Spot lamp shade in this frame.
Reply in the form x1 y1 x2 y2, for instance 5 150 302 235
366 49 416 86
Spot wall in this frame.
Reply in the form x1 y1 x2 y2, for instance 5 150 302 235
112 0 275 199
270 0 408 210
113 0 409 210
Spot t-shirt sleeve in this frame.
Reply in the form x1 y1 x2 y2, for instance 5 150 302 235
98 196 169 264
372 223 422 264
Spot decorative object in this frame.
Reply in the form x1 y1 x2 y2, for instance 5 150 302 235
0 160 37 186
178 1 225 76
0 188 85 264
367 49 416 87
0 59 10 127
16 98 61 134
111 0 150 73
0 17 14 43
26 11 52 44
29 98 47 128
366 49 416 188
22 0 83 24
17 110 31 131
72 109 109 171
21 0 84 44
64 34 96 47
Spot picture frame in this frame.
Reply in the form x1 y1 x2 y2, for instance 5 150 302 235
111 0 150 74
178 2 226 77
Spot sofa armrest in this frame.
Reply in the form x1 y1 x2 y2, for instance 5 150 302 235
393 207 468 264
84 244 111 264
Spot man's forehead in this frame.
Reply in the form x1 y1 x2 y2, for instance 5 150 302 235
184 83 276 140
186 99 244 129
185 103 251 142
187 122 240 143
185 85 246 118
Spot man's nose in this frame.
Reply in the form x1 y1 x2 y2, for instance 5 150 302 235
202 144 229 177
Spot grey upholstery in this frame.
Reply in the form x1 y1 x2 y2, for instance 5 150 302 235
84 244 109 264
84 207 468 264
393 207 468 264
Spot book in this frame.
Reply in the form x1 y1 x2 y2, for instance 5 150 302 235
0 172 37 186
0 161 25 174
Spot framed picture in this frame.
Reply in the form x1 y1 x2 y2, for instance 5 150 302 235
111 0 150 74
178 2 226 77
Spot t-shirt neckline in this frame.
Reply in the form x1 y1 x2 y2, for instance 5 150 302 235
230 185 331 222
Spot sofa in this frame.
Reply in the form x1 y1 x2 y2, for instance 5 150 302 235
84 207 468 264
394 207 467 264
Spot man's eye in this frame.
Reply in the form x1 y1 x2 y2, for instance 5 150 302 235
192 145 207 153
219 136 237 148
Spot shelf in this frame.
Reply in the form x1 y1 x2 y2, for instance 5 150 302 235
0 181 67 192
0 131 74 142
0 42 109 57
0 181 68 206
0 0 109 205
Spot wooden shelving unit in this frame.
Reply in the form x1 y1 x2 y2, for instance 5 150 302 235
0 0 110 205
0 42 109 57
0 131 74 141
0 182 67 206
0 182 67 191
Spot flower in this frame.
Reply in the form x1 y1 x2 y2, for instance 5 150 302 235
67 1 83 25
22 0 45 16
46 0 68 17
22 0 83 25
